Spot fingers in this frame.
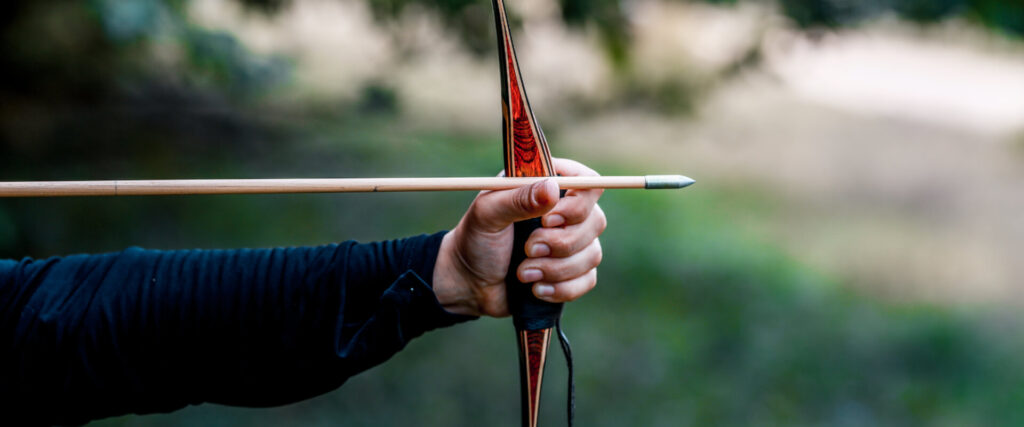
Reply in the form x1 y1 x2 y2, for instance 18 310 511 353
504 158 606 303
552 157 598 178
534 270 597 303
465 179 560 233
517 238 602 302
527 205 606 258
544 158 604 227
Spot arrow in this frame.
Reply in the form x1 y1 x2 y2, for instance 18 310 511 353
0 175 695 197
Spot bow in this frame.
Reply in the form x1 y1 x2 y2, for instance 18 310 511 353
491 1 566 425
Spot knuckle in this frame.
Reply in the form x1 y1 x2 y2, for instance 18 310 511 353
565 204 587 221
562 271 599 302
560 286 581 302
548 234 572 253
591 242 603 267
466 203 485 224
513 189 533 213
463 202 488 230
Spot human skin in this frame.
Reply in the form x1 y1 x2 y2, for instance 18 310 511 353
433 158 606 317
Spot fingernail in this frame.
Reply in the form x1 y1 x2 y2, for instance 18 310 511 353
544 214 565 227
521 269 543 282
529 243 550 257
535 285 555 296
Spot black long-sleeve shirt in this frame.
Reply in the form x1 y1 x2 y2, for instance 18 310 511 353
0 232 475 425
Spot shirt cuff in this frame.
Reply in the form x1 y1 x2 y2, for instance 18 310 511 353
387 229 479 331
382 269 478 339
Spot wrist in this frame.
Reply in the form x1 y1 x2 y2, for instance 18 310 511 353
432 231 482 317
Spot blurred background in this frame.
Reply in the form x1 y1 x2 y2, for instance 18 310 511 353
2 0 1024 425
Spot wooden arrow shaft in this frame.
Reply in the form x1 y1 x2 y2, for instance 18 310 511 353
0 176 696 197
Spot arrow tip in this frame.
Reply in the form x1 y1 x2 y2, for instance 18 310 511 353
644 175 695 189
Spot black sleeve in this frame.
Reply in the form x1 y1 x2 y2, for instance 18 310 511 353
0 231 476 426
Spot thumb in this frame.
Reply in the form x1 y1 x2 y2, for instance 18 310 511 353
467 179 559 233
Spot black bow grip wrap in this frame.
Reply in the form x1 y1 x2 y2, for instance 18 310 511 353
506 216 563 331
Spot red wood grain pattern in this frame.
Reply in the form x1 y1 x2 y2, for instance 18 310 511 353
505 38 546 178
495 1 558 426
496 0 554 179
519 329 552 427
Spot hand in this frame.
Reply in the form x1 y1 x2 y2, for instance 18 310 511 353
433 158 607 317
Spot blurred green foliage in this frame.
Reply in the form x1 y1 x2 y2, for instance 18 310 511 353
778 0 1024 34
357 0 1024 59
2 1 1024 426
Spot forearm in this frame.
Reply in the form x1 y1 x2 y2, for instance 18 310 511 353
1 233 474 425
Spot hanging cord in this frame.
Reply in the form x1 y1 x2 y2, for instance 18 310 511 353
556 317 575 427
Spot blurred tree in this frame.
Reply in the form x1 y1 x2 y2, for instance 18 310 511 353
353 0 1024 59
778 0 1023 36
1 0 1019 113
3 2 1024 426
